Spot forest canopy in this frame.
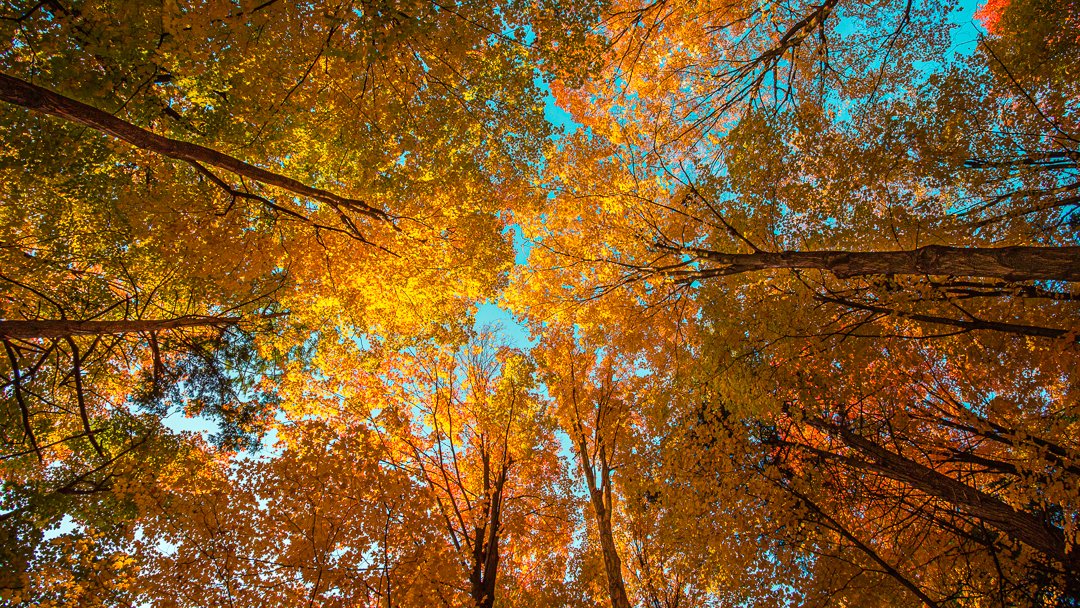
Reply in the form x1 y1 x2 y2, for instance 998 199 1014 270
1 0 1079 606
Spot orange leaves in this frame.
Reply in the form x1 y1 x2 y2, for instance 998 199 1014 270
21 534 143 608
975 0 1012 32
2 0 1080 605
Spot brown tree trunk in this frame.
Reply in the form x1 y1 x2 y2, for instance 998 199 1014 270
0 72 387 221
469 529 498 608
813 294 1079 342
965 150 1079 170
807 417 1076 574
0 316 240 339
672 244 1080 282
592 499 633 608
469 462 506 608
579 441 633 608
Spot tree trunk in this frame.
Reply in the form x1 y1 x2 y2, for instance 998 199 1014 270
813 294 1079 342
0 72 387 221
965 150 1079 170
591 498 633 608
579 441 633 608
672 244 1080 282
808 417 1077 574
0 316 241 339
469 464 506 608
469 530 498 608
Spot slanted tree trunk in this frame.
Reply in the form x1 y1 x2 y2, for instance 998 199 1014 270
965 150 1079 170
804 416 1078 577
666 244 1080 282
0 316 241 339
0 71 387 222
813 294 1079 342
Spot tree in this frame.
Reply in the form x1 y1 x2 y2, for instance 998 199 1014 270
537 329 636 608
4 0 1080 605
0 0 578 335
0 1 592 603
376 332 573 608
116 329 578 608
514 0 1080 604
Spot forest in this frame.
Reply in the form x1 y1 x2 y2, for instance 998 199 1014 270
0 0 1078 605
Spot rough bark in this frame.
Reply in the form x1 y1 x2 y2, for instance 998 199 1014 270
0 72 388 221
469 459 506 608
0 316 240 339
668 244 1080 282
806 417 1077 574
592 498 633 608
579 440 633 608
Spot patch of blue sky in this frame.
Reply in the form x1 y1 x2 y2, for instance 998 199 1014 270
541 78 581 138
946 0 990 53
161 408 221 436
474 302 535 347
42 513 79 541
155 537 178 557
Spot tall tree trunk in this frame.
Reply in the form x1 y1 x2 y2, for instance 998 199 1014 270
0 72 387 221
805 416 1077 575
667 244 1080 282
592 498 633 608
579 441 633 608
0 316 241 339
469 463 506 608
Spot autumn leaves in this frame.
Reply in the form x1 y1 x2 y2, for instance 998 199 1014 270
2 0 1080 606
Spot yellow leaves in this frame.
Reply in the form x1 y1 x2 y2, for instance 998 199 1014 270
3 0 1079 605
498 352 536 393
21 530 144 608
310 294 343 317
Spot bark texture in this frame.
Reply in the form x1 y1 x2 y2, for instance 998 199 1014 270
807 417 1077 575
469 463 506 608
579 441 633 608
0 316 240 339
673 245 1080 282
